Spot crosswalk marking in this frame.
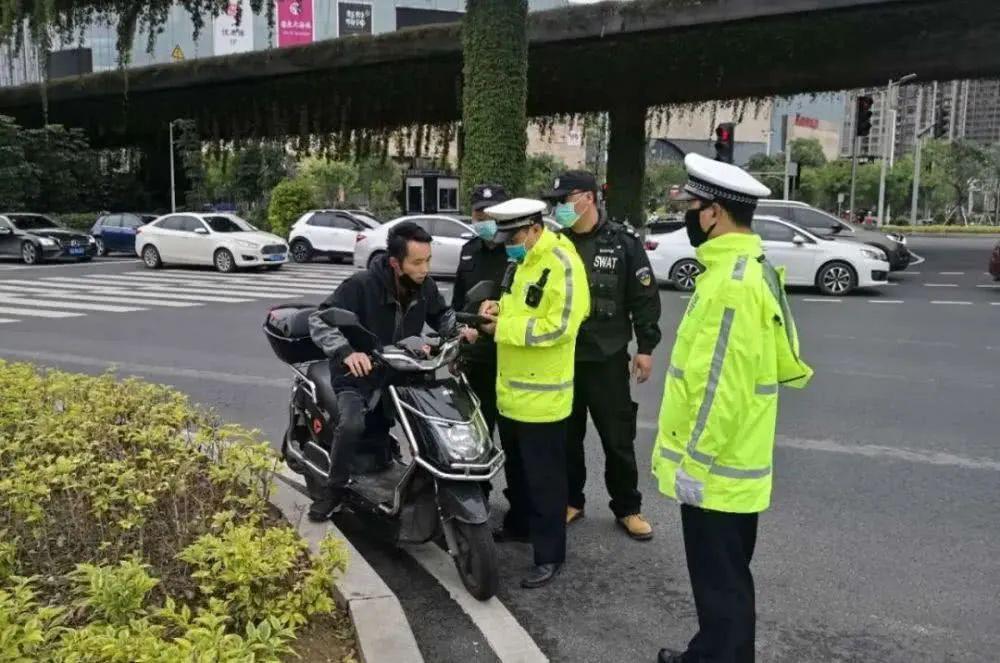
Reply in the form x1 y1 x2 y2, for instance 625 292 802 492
0 263 355 326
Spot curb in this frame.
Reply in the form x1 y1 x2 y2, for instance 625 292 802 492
271 473 425 663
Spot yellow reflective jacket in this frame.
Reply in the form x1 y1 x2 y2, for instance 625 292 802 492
495 229 590 423
652 232 812 513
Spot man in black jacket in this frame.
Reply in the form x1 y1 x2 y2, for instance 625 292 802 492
307 222 473 521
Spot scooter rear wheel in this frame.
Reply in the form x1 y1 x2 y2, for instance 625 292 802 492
450 520 499 601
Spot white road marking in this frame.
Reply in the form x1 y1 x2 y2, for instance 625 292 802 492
976 284 1000 289
0 306 83 318
939 271 965 275
868 300 904 304
405 545 548 663
0 318 16 323
0 295 144 313
23 279 253 303
905 271 921 274
0 259 140 270
0 285 199 307
993 302 1000 306
136 269 349 286
930 300 973 305
83 273 334 295
924 283 959 287
802 298 842 303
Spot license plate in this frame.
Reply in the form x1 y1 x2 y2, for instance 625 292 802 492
265 254 285 262
69 248 84 256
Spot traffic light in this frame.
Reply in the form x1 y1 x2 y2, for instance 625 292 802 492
714 123 735 163
855 95 874 137
933 104 950 139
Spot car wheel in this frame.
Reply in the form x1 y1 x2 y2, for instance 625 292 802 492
817 261 857 296
141 245 162 269
291 240 312 263
214 248 237 273
367 250 386 269
670 259 702 292
21 241 41 265
95 237 107 256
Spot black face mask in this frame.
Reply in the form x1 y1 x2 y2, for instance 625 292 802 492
685 205 716 248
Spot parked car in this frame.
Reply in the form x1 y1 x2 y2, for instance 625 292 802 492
288 209 380 264
645 215 889 296
137 213 288 272
990 240 1000 281
0 213 96 264
90 212 157 256
353 214 475 278
756 199 912 271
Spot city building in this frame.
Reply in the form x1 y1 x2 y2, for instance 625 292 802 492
647 100 774 167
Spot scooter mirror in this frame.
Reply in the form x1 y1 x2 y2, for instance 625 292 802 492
319 307 361 328
463 280 497 312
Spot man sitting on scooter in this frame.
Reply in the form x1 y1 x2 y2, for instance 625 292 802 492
307 221 477 521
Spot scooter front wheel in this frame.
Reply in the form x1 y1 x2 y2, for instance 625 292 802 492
449 520 499 601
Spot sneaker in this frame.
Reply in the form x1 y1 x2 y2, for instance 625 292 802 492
617 513 653 541
566 506 585 525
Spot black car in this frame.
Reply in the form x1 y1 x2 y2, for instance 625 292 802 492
91 212 157 256
756 200 912 271
0 213 97 264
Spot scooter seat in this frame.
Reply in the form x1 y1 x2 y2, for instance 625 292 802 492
306 361 338 413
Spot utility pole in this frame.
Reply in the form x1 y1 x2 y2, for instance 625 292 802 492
877 74 917 227
783 115 792 199
169 120 177 213
911 82 937 227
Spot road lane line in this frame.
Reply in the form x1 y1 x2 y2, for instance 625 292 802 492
0 285 199 308
939 271 965 275
924 283 959 287
636 423 1000 472
84 273 333 292
976 284 1000 289
0 307 83 318
930 300 973 305
868 300 904 304
0 318 16 323
802 298 842 303
23 279 254 303
0 296 144 313
404 545 548 663
133 269 348 286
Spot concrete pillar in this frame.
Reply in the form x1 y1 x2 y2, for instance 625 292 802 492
605 104 647 227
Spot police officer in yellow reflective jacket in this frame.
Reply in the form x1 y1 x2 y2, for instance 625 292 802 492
478 197 590 589
655 154 813 663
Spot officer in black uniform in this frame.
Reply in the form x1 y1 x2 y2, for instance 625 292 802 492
544 170 662 541
451 183 511 435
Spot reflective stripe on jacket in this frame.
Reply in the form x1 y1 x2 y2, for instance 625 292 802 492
652 232 813 513
495 229 590 423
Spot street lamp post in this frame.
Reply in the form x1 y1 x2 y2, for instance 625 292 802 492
876 73 917 228
168 120 177 213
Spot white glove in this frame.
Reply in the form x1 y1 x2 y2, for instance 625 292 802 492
674 467 704 506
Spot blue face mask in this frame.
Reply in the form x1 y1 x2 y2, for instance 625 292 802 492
554 202 580 228
505 243 527 262
473 220 497 241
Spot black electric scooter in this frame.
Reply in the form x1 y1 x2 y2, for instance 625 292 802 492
263 291 503 600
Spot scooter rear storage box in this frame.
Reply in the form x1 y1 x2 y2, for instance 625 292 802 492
263 304 326 364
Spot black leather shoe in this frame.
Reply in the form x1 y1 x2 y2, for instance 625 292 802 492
657 648 685 663
520 563 562 589
307 491 343 522
492 527 529 544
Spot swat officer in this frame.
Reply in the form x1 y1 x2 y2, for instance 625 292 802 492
452 183 511 435
478 197 590 589
543 170 662 541
653 154 813 663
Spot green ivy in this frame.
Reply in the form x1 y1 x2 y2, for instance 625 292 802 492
461 0 528 204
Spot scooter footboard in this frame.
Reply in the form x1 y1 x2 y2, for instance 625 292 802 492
436 480 490 525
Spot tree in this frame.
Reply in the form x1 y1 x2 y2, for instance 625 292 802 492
0 115 31 209
745 152 784 198
525 153 568 198
298 157 359 207
461 1 528 204
922 139 989 223
644 162 686 211
267 179 315 236
790 138 827 169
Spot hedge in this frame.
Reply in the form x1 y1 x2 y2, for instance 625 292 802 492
882 225 1000 235
0 361 353 661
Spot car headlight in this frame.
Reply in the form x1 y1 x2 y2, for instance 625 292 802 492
861 248 888 262
88 235 96 244
438 422 488 462
39 238 56 246
235 239 260 249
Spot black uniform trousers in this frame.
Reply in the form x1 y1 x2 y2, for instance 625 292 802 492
463 360 498 436
496 415 568 566
680 504 759 663
566 350 641 517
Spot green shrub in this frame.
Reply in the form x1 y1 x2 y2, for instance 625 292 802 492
0 361 349 661
267 179 315 239
882 224 1000 234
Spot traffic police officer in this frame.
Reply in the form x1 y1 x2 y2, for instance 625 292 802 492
543 170 662 541
452 183 511 435
654 154 813 663
478 197 590 589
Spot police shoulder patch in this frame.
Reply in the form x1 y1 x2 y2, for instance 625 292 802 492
635 266 653 287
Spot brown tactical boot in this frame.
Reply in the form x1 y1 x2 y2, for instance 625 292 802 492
617 513 653 541
566 506 585 525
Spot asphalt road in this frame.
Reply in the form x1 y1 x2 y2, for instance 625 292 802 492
0 236 997 663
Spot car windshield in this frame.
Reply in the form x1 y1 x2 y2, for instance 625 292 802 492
8 215 59 230
204 215 251 233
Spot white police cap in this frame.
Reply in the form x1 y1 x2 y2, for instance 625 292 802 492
485 197 548 242
676 153 771 204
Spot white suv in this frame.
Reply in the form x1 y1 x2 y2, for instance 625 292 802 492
288 210 380 264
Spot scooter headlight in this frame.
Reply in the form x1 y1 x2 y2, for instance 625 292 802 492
439 422 488 462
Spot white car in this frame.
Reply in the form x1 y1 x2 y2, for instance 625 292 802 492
288 209 380 264
137 213 289 272
353 214 475 278
645 215 890 296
